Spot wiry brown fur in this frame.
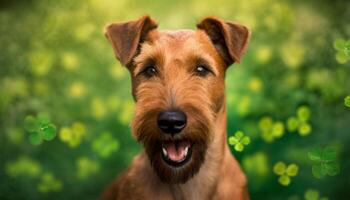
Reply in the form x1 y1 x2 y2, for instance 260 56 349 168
101 16 251 200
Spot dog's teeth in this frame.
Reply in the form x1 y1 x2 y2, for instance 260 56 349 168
162 147 168 157
184 146 189 157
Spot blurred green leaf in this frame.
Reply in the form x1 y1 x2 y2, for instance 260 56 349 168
37 173 62 193
241 136 251 145
312 164 325 179
325 162 340 176
287 117 299 132
336 51 348 64
298 123 312 136
229 131 250 152
286 164 299 177
24 114 57 144
6 156 42 178
259 117 273 132
24 116 38 132
344 41 350 56
272 122 285 137
59 122 86 148
309 146 340 178
333 38 346 50
297 106 311 122
29 131 42 145
37 113 50 126
76 157 100 179
42 124 57 141
278 174 291 186
322 146 337 162
305 189 320 200
334 38 350 63
92 132 119 158
228 136 239 145
235 131 244 139
344 95 350 108
308 147 322 162
235 143 244 152
273 162 286 175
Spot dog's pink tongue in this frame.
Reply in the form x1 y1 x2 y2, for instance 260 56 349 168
163 140 189 162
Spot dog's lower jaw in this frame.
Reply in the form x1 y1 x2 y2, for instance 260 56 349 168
145 138 207 184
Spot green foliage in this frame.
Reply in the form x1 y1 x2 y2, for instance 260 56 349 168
345 95 350 108
308 146 340 179
76 157 100 179
286 117 299 132
59 122 86 148
243 152 269 177
333 39 350 63
6 156 42 178
6 128 25 145
259 117 285 142
304 189 329 200
37 173 62 193
92 132 120 158
297 106 311 122
286 106 312 136
24 114 57 145
273 162 299 186
229 131 251 152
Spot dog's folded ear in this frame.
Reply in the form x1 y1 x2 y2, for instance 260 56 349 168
105 16 158 66
197 17 251 66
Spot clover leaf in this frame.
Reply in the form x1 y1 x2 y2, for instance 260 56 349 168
273 161 299 186
298 123 312 136
37 172 62 193
59 122 86 148
92 132 119 158
297 106 311 122
286 106 312 136
287 117 299 132
344 95 350 108
229 131 251 152
334 38 350 64
259 117 285 142
76 157 100 179
5 156 42 178
271 122 285 138
308 146 340 179
304 189 329 200
24 114 57 145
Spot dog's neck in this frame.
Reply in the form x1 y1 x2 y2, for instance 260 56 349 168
168 104 229 200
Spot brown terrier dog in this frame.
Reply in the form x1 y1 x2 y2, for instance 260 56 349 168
101 15 251 200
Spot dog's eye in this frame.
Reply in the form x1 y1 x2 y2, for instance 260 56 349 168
141 66 157 77
195 64 211 76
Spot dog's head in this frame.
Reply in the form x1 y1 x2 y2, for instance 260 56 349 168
105 16 250 183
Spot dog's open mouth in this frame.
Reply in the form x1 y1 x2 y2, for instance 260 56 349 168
161 139 192 167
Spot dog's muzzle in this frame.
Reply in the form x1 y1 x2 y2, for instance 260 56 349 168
157 109 192 166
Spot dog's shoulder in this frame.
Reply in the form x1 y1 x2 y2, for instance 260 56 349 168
212 150 249 200
100 153 161 200
99 167 141 200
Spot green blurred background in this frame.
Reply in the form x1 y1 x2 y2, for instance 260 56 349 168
1 0 350 199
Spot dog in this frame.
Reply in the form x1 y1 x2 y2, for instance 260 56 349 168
101 15 251 200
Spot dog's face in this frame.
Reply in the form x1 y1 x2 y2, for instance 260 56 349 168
105 16 250 183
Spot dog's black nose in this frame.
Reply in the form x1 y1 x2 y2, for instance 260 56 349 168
157 110 187 134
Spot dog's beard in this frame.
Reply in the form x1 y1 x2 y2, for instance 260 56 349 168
132 106 213 184
144 131 207 183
